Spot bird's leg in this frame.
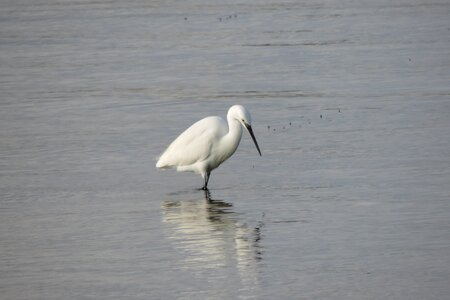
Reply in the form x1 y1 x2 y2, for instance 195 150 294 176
202 172 211 190
205 171 211 188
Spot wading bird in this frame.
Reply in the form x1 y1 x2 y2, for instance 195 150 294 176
156 105 261 190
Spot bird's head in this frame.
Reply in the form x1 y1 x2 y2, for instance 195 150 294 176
229 105 261 156
229 104 251 126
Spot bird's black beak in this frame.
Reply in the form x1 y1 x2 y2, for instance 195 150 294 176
245 124 262 156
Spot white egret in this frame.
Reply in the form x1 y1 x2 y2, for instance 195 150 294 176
156 105 261 190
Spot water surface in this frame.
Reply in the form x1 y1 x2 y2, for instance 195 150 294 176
1 0 450 299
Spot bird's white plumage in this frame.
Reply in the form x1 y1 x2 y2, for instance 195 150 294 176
156 105 261 189
156 116 228 173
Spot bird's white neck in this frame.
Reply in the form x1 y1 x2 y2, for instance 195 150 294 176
222 116 243 157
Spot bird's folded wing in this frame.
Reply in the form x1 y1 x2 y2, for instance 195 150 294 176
156 118 218 168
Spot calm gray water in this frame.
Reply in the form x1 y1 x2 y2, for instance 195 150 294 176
1 0 450 299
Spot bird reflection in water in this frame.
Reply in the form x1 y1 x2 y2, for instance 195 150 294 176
162 190 264 290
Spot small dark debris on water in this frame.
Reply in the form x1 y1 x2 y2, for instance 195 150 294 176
289 122 292 126
320 114 322 119
219 14 238 22
184 17 188 21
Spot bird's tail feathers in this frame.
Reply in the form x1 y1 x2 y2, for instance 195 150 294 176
155 154 172 169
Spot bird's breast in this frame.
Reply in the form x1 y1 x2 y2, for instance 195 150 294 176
208 126 243 169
